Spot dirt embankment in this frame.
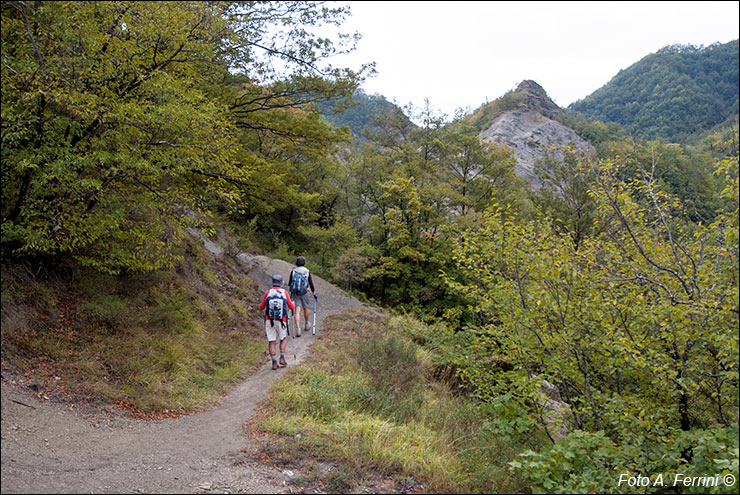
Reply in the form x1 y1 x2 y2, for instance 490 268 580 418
1 249 369 494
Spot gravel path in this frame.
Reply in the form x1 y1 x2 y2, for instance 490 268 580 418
1 252 367 494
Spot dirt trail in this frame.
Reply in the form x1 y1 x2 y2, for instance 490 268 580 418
1 251 368 494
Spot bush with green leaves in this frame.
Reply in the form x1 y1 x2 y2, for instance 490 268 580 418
445 134 739 492
512 427 739 494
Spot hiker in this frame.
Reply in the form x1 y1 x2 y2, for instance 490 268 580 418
259 274 295 370
288 256 316 337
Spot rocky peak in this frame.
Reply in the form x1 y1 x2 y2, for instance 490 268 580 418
515 80 562 119
478 80 595 190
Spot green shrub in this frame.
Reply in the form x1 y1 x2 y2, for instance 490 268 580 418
356 332 425 421
511 427 740 494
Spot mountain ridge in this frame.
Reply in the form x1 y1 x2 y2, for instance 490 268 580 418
568 40 739 142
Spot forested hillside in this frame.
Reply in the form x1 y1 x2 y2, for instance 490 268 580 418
569 40 739 142
319 88 407 140
2 2 738 494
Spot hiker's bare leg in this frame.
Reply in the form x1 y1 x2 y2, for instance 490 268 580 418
294 310 301 328
279 338 286 353
268 340 276 358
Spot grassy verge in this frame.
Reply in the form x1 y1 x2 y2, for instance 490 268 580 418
1 233 266 417
250 308 530 493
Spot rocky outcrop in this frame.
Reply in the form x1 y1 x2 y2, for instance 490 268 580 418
537 379 572 440
478 80 595 189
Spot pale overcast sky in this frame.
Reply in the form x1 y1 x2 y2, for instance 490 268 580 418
322 1 740 120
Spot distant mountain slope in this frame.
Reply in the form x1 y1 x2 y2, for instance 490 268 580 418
568 40 739 142
472 80 595 189
319 88 405 139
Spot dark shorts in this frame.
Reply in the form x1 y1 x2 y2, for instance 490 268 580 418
292 292 312 308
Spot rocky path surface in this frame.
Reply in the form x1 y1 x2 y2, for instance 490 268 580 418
1 251 367 494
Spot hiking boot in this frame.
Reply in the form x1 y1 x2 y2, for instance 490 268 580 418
279 355 287 367
296 328 301 337
272 360 279 370
304 323 311 334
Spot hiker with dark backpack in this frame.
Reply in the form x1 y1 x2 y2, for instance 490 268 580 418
288 256 316 337
259 275 295 370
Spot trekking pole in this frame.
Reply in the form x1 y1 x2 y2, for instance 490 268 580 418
312 295 317 335
290 307 297 361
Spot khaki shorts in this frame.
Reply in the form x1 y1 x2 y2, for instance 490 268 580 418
264 319 287 342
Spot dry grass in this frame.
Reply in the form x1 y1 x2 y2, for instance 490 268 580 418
250 308 529 494
1 232 267 417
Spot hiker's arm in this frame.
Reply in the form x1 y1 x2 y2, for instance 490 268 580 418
308 273 316 293
259 291 268 311
285 291 296 310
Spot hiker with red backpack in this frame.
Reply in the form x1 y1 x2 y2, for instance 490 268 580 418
288 256 317 337
259 274 295 370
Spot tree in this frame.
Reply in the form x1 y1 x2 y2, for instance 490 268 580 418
325 102 533 317
532 146 599 250
1 1 369 273
594 138 724 223
437 121 524 216
445 135 738 490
